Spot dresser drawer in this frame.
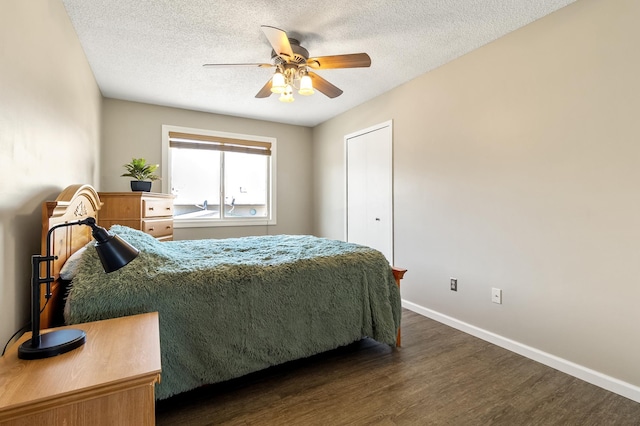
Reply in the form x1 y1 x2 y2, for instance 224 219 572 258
98 192 175 241
143 198 174 218
142 219 173 238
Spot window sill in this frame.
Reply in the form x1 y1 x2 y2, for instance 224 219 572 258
174 218 276 228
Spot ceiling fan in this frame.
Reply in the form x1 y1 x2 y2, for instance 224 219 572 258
203 26 371 102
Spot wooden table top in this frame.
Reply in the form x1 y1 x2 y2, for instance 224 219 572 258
0 312 161 415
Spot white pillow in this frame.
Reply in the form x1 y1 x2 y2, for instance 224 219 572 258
59 247 87 280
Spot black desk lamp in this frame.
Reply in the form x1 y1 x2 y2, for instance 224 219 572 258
18 217 139 360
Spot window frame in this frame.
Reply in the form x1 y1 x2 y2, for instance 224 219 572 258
162 124 277 228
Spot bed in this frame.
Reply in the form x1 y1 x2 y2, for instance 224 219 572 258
40 184 403 400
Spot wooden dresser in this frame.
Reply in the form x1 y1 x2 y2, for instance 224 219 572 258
98 192 174 241
0 312 161 426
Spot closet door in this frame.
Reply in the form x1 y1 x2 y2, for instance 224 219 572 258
346 121 393 264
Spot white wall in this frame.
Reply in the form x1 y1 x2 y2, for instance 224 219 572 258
101 99 314 239
0 0 102 348
313 0 640 395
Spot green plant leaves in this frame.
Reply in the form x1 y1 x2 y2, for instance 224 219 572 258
121 158 160 181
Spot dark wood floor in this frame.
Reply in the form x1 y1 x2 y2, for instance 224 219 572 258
156 310 640 425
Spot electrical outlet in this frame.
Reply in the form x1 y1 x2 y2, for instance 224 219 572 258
450 278 457 292
492 288 502 304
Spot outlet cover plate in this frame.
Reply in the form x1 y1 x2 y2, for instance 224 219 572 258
450 278 457 291
492 287 502 304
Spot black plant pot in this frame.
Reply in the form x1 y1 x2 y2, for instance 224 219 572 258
130 180 152 192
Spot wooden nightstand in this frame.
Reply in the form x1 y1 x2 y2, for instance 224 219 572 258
0 313 161 426
98 192 175 241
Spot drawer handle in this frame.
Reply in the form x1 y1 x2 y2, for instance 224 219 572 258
149 207 154 211
148 227 155 231
166 207 171 210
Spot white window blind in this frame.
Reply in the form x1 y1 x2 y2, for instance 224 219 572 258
168 131 272 156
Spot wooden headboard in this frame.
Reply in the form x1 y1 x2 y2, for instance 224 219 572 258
40 184 102 329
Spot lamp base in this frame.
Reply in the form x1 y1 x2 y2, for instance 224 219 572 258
18 329 86 360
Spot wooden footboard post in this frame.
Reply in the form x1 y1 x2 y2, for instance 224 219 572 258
391 266 407 347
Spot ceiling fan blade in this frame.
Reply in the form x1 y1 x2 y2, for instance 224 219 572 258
255 79 273 98
203 63 273 68
308 72 343 98
307 53 371 69
261 25 294 61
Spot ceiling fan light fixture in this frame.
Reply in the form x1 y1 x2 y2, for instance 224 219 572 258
207 26 370 101
298 74 314 96
279 84 294 102
270 71 286 94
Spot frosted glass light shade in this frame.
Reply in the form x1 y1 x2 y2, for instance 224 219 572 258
271 71 285 94
279 84 294 102
298 75 314 96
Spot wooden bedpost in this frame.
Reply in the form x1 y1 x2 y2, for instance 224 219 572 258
391 266 407 347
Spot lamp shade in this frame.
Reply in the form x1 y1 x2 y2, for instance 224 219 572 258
87 218 139 272
94 233 140 273
298 75 314 96
270 71 286 94
279 84 295 103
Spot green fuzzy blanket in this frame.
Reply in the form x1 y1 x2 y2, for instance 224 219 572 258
66 226 401 400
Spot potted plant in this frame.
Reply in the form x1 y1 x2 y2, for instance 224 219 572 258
121 158 160 192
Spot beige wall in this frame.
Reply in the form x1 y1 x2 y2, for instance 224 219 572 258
0 0 102 347
101 99 313 239
313 0 640 390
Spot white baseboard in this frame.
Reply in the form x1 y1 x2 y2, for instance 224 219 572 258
402 300 640 403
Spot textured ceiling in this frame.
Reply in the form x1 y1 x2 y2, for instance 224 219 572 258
61 0 576 127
